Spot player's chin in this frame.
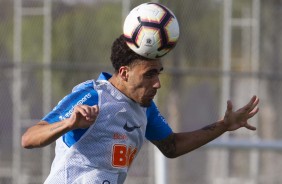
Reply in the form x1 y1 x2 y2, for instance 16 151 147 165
139 99 153 107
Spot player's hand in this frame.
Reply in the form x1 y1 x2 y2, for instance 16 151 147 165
223 95 259 131
67 105 99 130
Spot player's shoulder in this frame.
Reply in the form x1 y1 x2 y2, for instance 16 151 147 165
146 101 161 119
70 80 99 105
72 80 95 92
56 80 98 108
146 101 158 113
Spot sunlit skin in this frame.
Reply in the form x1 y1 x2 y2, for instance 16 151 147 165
109 59 163 107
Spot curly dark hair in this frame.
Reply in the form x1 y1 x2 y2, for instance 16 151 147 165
110 34 153 72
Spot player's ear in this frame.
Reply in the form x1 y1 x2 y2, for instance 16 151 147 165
118 66 129 81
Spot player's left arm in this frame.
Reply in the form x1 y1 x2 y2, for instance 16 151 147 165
152 95 259 158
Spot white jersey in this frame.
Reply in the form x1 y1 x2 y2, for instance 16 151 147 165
43 72 172 184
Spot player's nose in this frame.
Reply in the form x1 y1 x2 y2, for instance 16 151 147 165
153 77 161 89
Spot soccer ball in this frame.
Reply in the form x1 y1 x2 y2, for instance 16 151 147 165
123 3 180 59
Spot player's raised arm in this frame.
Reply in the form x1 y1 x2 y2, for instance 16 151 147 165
152 96 259 158
21 105 99 149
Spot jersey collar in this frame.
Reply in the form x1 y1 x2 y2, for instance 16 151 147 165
97 72 112 81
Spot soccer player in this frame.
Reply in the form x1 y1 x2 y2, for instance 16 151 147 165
21 35 259 184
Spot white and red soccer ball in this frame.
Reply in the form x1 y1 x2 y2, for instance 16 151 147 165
123 3 180 59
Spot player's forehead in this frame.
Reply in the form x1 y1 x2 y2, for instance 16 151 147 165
131 58 163 71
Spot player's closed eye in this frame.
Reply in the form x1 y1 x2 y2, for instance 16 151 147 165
144 73 158 79
144 70 162 79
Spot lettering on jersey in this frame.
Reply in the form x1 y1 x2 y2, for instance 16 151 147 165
113 133 128 140
59 93 91 121
154 105 168 124
158 112 168 124
111 144 138 168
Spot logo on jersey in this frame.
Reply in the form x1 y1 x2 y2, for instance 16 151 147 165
112 144 138 168
123 122 141 132
59 93 92 120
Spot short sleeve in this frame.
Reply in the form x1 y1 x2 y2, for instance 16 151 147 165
145 101 173 141
42 80 98 123
42 80 99 147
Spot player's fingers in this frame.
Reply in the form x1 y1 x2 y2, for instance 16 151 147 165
89 105 99 121
247 107 259 119
75 105 91 118
92 105 99 114
226 100 233 112
244 95 258 112
73 105 99 122
245 123 256 131
74 105 86 116
248 97 259 113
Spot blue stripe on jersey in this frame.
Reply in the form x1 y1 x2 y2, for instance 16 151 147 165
42 80 98 147
145 101 173 141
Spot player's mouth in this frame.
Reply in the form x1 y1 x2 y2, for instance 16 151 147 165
146 92 157 99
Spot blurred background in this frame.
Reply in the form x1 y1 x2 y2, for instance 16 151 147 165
0 0 282 183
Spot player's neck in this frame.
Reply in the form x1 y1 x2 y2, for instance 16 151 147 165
108 74 127 95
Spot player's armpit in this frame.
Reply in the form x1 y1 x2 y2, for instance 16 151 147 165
151 133 177 158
